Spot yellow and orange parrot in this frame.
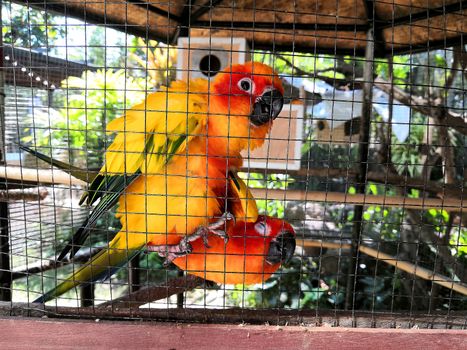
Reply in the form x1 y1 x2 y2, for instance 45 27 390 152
171 215 296 285
33 62 284 303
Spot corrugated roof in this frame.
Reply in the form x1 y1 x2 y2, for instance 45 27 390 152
16 0 466 57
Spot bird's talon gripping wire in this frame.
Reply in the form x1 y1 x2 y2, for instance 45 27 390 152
204 211 235 244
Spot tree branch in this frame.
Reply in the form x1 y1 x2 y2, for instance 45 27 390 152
0 188 48 202
276 52 467 135
275 53 359 89
11 247 101 280
374 78 467 135
406 209 466 283
98 274 205 309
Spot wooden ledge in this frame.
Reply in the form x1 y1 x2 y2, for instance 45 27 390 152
0 317 466 350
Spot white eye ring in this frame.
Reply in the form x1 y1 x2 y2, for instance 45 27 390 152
238 78 255 94
255 221 270 236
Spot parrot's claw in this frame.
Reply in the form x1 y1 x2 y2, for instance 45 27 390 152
211 212 236 229
204 212 235 244
211 229 229 244
146 240 193 267
146 212 235 266
187 226 211 248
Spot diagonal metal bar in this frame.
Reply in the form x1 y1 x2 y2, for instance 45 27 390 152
190 0 224 21
192 20 369 32
379 0 467 29
126 0 182 22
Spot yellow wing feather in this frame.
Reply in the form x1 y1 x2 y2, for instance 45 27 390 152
102 79 209 176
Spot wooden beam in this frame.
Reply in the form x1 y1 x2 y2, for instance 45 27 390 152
3 45 96 89
192 20 369 32
0 318 466 349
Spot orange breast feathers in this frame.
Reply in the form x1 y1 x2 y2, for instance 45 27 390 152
206 61 285 159
172 215 296 285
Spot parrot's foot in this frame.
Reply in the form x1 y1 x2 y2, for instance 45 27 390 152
146 212 235 266
206 212 235 244
146 240 194 267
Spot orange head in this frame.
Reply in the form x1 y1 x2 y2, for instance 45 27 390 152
207 62 284 157
173 215 296 285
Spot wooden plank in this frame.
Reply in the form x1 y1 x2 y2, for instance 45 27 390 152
0 318 466 350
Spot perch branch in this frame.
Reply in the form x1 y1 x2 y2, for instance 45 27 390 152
243 166 464 199
299 240 467 296
0 166 86 187
4 163 463 201
250 188 467 212
98 275 205 309
6 164 462 200
11 247 101 280
0 188 48 202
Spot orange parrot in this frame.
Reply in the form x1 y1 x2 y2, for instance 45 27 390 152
34 62 284 303
170 215 296 284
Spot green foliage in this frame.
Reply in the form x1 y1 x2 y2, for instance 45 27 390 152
128 37 177 88
87 27 107 66
390 114 427 177
240 172 294 218
253 51 345 79
375 56 411 87
23 69 146 167
451 228 467 258
2 2 65 49
225 257 330 309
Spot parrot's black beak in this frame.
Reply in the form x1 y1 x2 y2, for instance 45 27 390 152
250 89 284 126
266 230 296 265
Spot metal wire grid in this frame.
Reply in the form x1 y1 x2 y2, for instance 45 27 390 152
0 0 466 327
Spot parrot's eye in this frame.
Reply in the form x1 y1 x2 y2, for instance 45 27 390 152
254 221 269 236
238 78 254 94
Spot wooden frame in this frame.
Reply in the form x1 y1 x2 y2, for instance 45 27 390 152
0 317 466 349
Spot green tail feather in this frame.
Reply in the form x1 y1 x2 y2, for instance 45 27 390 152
34 237 143 303
19 144 98 183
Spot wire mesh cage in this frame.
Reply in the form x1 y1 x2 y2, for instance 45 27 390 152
0 0 466 330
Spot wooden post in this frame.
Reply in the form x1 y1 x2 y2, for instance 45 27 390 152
0 4 11 302
176 269 184 308
128 254 140 293
80 284 95 307
344 25 375 310
0 201 10 302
